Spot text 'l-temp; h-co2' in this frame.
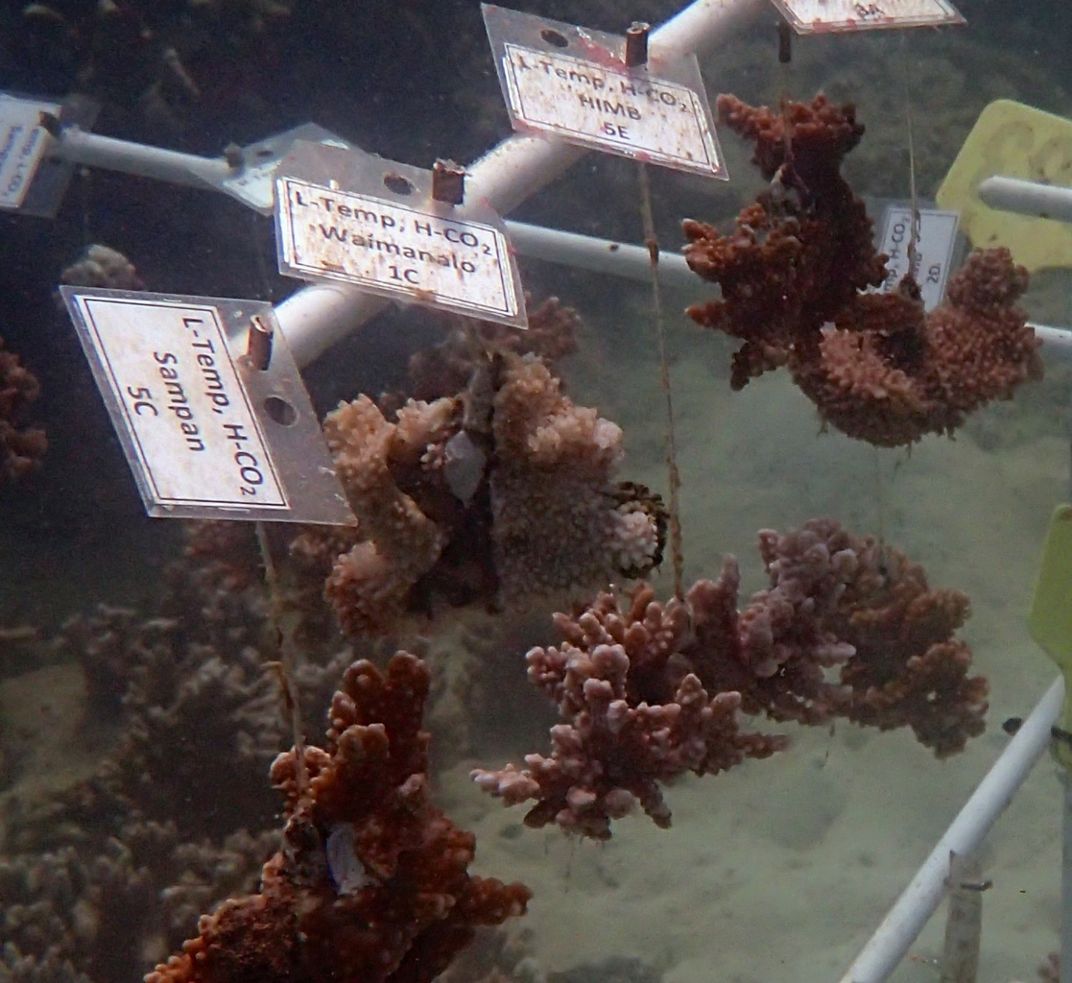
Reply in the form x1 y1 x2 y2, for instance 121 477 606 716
66 294 287 509
60 288 355 525
276 177 521 323
500 44 723 177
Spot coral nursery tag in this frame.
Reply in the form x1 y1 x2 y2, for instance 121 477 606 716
482 5 726 180
59 287 355 525
770 0 964 33
275 141 527 329
875 205 960 311
0 92 97 217
0 94 56 209
214 123 354 215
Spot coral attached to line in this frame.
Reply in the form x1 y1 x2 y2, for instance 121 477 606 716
683 93 1041 447
147 653 530 983
475 520 987 839
0 335 46 485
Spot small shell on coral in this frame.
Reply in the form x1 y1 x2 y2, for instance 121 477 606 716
325 822 372 895
443 430 486 504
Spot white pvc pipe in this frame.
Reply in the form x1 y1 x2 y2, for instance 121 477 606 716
839 676 1062 983
1033 324 1072 355
505 220 698 292
49 123 1072 366
50 126 232 188
979 176 1072 224
278 0 767 366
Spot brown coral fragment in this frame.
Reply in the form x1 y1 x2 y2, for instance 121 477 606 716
684 94 1041 446
684 94 887 391
793 249 1041 446
820 535 987 756
147 653 530 983
472 578 789 840
0 336 47 485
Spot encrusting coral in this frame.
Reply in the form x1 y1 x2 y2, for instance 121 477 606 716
59 245 145 293
147 652 530 983
474 519 986 839
683 94 1041 447
0 335 47 486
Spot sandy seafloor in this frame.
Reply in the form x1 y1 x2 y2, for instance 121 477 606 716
4 2 1072 980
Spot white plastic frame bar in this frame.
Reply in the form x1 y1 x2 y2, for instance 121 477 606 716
275 0 769 366
839 675 1062 982
979 176 1072 224
42 134 694 281
43 92 1072 367
1034 324 1072 355
506 220 697 291
47 125 233 188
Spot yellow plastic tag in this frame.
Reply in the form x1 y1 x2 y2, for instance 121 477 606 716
1028 505 1072 768
936 99 1072 272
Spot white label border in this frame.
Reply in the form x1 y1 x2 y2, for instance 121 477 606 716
277 176 518 319
500 42 720 174
78 295 288 509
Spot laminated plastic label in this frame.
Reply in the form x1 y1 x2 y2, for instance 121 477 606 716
771 0 964 33
482 4 726 180
60 287 355 525
275 141 526 328
0 92 97 217
876 205 960 312
215 122 353 214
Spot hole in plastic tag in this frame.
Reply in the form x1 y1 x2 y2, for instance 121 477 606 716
0 91 98 217
274 140 528 330
770 0 964 34
481 4 727 180
215 122 356 214
59 286 355 526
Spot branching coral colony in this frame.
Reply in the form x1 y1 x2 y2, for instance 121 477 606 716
683 94 1042 447
147 654 530 983
4 91 1027 981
